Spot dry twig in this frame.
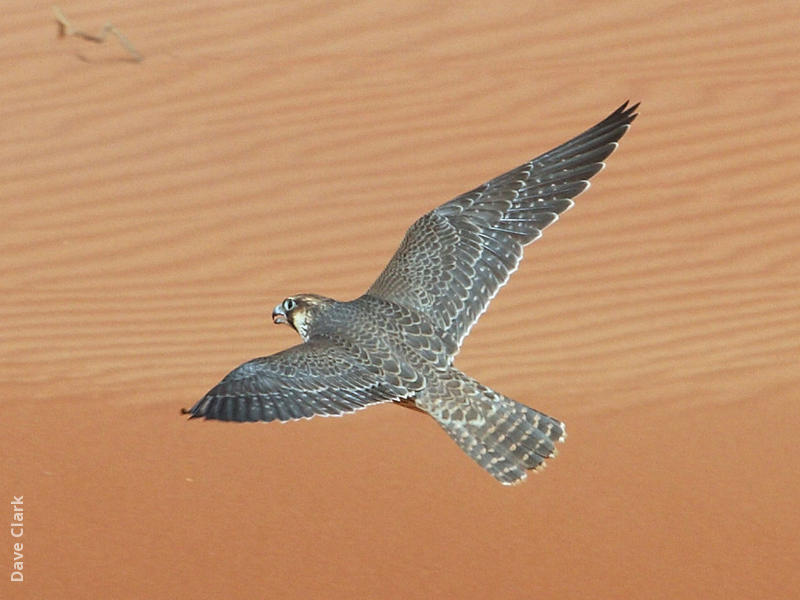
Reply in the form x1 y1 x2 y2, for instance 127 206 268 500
53 6 142 62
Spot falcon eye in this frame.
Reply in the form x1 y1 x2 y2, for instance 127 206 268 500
283 298 296 311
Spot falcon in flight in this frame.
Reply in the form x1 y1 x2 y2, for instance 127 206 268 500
184 102 638 485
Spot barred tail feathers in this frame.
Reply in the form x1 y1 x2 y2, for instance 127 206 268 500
426 383 566 485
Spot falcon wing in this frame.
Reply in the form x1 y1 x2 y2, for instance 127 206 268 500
184 339 400 422
367 102 638 353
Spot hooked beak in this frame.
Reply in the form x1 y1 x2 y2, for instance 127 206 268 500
272 304 288 325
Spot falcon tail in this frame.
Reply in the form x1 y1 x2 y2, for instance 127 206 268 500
430 386 566 485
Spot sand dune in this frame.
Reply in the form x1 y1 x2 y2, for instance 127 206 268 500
2 1 799 598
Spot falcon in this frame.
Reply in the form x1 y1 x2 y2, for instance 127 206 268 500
184 102 638 485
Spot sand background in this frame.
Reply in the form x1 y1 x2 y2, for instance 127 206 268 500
2 1 798 598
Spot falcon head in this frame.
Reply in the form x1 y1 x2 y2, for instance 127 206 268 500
272 293 331 341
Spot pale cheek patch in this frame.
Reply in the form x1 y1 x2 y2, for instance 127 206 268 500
292 310 311 341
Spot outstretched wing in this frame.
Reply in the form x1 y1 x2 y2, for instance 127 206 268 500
184 339 400 422
367 102 638 353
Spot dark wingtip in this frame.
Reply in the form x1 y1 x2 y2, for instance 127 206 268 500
616 100 640 122
181 406 201 419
